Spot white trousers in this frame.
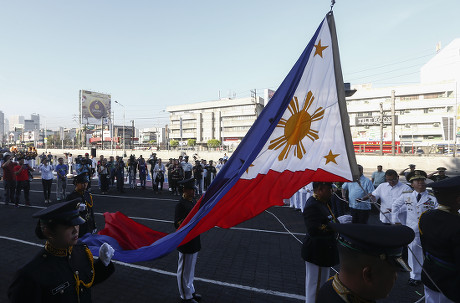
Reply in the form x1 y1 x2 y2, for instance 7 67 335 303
408 234 423 280
177 252 198 300
424 286 455 303
305 261 329 303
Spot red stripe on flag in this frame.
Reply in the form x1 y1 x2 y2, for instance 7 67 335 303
179 168 349 245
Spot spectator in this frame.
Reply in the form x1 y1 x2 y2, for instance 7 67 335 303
223 153 228 161
170 160 184 196
67 153 73 174
153 158 166 194
98 158 110 194
166 158 173 191
181 156 193 179
193 160 204 195
370 169 411 224
2 153 17 205
55 157 68 201
148 153 158 180
97 155 104 189
342 165 374 224
14 158 33 206
127 155 138 189
47 152 53 164
138 156 147 190
204 160 217 190
38 158 54 204
108 156 116 188
371 165 385 188
400 164 416 183
115 156 125 193
216 159 223 172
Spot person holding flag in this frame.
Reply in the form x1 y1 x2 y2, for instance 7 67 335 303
175 178 202 303
301 182 339 302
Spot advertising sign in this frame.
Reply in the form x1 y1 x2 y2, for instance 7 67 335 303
81 90 111 125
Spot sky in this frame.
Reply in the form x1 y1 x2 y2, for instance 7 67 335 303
0 0 459 130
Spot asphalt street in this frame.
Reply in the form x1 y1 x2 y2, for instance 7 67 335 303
0 178 425 303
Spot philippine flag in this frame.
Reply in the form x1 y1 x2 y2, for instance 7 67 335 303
82 11 359 263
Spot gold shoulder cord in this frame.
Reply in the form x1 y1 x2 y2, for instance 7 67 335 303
74 246 95 300
86 193 94 208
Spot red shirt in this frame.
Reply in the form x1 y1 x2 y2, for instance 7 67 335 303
2 161 17 181
14 165 30 181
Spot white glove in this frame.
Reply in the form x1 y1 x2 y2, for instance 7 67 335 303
78 203 86 212
99 243 115 266
337 215 352 224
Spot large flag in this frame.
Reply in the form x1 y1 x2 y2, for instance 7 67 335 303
82 11 359 263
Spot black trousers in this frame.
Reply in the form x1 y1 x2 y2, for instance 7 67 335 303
42 179 52 200
350 208 370 224
16 180 30 203
100 174 109 192
116 174 124 192
3 180 16 203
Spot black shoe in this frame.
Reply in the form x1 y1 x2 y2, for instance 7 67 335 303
192 293 202 302
408 278 421 286
180 299 198 303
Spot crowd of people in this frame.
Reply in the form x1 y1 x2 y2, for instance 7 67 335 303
296 164 459 303
0 150 229 205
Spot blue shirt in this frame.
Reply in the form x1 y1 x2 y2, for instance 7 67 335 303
55 164 68 178
342 175 374 210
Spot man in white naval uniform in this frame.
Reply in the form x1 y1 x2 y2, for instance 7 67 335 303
392 170 438 286
371 169 411 224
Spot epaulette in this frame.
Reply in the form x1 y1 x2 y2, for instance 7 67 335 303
402 190 413 194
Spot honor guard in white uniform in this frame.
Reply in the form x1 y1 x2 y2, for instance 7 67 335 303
391 170 438 286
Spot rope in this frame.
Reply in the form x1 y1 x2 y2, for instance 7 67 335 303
264 210 303 244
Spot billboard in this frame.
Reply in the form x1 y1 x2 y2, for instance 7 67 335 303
80 90 111 125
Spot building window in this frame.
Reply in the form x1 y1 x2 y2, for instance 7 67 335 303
424 92 444 99
423 108 429 114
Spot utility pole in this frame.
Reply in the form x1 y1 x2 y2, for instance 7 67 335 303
101 117 104 150
44 119 47 153
131 119 135 150
380 102 384 155
391 90 396 155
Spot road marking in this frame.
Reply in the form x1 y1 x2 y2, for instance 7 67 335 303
0 235 305 301
0 201 304 236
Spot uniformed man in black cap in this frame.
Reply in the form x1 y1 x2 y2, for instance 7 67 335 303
419 176 460 303
174 178 202 303
66 172 97 237
317 223 415 303
427 167 449 182
8 199 115 302
301 182 339 303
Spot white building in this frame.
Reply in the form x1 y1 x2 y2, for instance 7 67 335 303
167 96 264 147
139 127 167 145
346 38 460 153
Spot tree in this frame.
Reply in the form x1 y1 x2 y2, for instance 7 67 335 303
187 139 196 147
170 139 179 147
207 139 221 148
148 139 157 145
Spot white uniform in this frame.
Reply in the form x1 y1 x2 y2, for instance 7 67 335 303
372 181 411 223
392 190 438 280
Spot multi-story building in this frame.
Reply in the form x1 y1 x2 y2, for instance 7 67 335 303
346 38 460 153
0 111 4 144
167 96 264 147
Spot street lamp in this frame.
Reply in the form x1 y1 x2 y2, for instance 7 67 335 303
114 100 126 157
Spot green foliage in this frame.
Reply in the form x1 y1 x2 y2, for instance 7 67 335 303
170 139 179 147
207 139 221 148
187 139 196 146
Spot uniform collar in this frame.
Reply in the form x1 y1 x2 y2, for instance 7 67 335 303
332 274 376 303
45 241 73 257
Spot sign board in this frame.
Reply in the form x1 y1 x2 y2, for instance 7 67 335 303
81 90 111 125
355 116 397 126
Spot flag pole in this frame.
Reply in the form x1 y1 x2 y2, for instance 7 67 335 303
326 11 360 181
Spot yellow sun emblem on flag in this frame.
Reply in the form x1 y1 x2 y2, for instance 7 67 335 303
268 91 324 161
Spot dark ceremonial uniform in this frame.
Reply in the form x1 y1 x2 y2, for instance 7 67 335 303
174 194 201 254
301 185 339 303
419 176 460 302
8 242 114 303
67 190 96 237
8 200 114 303
317 223 415 303
301 195 338 267
174 178 201 303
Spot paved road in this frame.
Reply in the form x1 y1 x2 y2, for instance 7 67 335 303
0 179 425 303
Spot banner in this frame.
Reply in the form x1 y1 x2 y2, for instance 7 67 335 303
81 90 111 125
